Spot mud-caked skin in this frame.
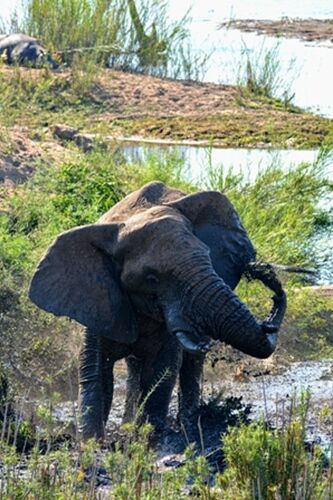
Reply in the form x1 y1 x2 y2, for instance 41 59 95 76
29 181 286 439
0 33 59 68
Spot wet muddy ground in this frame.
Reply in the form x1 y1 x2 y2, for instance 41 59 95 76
52 358 332 465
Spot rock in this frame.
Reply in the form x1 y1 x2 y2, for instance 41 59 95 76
53 124 106 152
54 124 78 141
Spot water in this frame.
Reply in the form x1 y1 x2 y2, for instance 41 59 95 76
168 1 333 21
167 1 333 116
123 144 321 182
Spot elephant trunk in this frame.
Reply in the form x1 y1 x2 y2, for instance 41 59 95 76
168 260 286 359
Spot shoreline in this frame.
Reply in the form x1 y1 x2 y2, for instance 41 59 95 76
1 68 333 150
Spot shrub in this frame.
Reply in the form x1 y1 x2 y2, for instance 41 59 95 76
218 392 332 499
10 0 207 78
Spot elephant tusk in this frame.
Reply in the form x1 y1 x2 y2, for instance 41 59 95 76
175 331 212 354
261 323 278 333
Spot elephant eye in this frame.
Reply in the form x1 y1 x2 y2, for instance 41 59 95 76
145 273 159 285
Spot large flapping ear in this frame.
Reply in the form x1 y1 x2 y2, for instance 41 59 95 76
29 224 138 343
167 191 256 289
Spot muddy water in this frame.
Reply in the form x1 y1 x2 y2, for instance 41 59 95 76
207 361 333 449
53 359 332 459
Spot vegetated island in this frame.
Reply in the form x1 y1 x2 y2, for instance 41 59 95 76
220 18 333 44
1 67 333 157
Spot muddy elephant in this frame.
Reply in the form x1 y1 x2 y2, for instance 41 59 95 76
29 181 286 439
0 33 58 68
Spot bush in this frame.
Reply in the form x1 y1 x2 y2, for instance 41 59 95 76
11 0 207 78
218 392 332 499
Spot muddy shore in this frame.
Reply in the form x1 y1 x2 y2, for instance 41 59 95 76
220 18 333 44
1 67 333 157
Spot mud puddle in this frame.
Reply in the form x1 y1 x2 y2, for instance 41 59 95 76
205 360 332 451
53 360 332 458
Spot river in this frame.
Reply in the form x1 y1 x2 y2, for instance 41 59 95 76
167 0 333 117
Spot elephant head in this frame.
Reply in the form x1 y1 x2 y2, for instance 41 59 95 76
29 181 286 359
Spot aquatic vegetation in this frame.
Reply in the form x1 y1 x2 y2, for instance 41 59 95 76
236 39 297 103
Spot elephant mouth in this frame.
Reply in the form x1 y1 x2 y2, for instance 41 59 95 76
131 292 163 321
174 330 213 354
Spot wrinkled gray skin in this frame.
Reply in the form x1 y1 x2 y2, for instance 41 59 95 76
29 182 286 439
0 34 59 69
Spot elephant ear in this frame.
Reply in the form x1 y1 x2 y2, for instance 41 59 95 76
168 191 256 288
28 224 138 343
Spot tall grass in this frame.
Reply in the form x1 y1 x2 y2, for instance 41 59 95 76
236 39 297 103
219 392 332 500
202 150 332 266
0 391 331 498
7 0 207 79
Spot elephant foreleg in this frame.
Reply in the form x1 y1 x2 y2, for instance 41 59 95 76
101 340 115 429
79 328 105 439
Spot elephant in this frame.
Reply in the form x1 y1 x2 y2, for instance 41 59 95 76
29 181 286 439
0 33 59 69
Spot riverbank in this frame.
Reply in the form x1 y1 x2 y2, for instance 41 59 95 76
1 67 333 152
220 18 333 44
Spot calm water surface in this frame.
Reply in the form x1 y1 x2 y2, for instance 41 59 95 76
168 1 333 116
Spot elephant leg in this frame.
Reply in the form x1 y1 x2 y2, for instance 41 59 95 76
178 351 205 422
79 331 129 439
79 328 105 439
139 336 182 431
101 339 115 429
123 356 143 424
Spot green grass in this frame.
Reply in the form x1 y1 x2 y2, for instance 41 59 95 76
236 39 297 103
5 0 207 79
218 392 332 500
105 113 333 149
0 393 331 498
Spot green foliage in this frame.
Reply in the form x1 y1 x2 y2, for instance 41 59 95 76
203 151 332 266
7 0 207 79
123 148 195 193
218 392 331 499
0 393 331 497
22 0 125 65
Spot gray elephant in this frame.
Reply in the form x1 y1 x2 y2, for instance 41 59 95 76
0 33 59 69
29 181 286 439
